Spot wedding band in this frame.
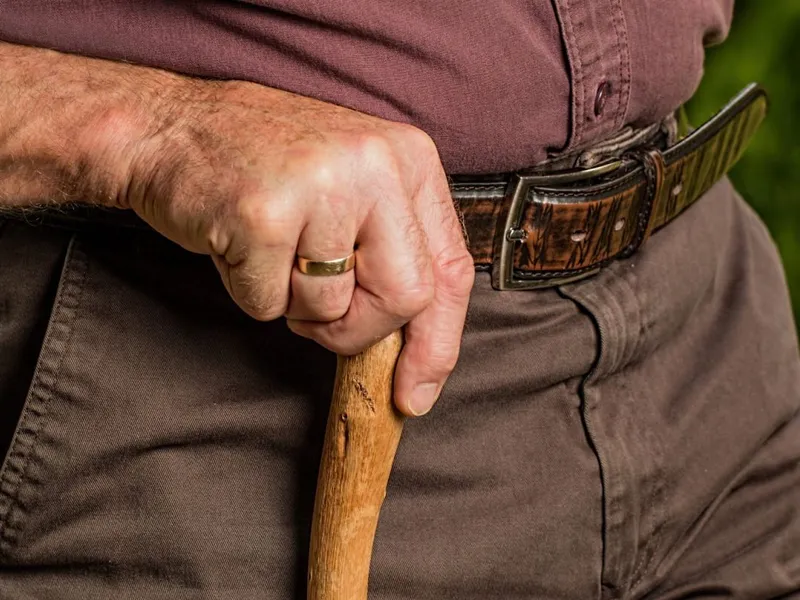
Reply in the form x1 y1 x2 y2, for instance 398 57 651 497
296 253 356 277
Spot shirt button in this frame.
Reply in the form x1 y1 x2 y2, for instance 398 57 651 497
594 81 613 117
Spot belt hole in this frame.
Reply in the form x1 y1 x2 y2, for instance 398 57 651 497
571 230 588 243
614 218 625 232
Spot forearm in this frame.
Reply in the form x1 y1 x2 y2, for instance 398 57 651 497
0 42 472 418
0 41 182 209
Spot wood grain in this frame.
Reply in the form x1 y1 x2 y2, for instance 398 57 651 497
308 330 405 600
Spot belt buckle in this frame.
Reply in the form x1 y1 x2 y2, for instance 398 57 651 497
492 160 623 290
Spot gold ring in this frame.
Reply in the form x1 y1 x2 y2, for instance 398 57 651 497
296 253 356 277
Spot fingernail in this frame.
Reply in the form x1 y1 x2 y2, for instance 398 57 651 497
408 383 439 417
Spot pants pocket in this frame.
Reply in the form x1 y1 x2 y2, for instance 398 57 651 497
0 230 87 556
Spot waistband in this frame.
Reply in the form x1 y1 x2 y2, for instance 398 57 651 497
0 85 766 291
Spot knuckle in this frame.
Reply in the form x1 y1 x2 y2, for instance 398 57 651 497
436 247 475 295
245 291 287 322
400 124 439 158
232 274 288 322
303 159 339 192
409 336 461 380
351 133 398 174
245 299 286 322
236 195 295 243
429 345 461 377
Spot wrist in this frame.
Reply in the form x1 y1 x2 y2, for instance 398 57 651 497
72 72 192 211
0 42 192 210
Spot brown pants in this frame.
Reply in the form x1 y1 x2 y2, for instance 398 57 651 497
1 179 799 599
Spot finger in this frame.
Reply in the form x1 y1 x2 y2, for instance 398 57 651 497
285 268 356 322
393 163 474 416
287 280 409 353
287 181 434 353
284 194 358 322
213 196 302 321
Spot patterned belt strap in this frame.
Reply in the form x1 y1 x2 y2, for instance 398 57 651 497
450 84 768 289
0 85 767 292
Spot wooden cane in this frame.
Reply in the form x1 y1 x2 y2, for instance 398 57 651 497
308 330 405 600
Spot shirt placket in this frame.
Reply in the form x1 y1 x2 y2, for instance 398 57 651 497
551 0 632 153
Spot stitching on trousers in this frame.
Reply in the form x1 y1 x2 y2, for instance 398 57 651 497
0 236 88 555
625 257 667 593
563 265 643 595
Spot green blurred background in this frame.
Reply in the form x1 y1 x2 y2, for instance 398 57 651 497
688 0 800 328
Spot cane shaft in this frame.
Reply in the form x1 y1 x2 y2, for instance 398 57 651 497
308 330 405 600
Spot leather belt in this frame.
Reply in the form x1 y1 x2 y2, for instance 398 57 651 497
0 85 767 291
451 84 767 289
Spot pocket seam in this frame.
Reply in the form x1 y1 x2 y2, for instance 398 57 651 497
0 235 88 556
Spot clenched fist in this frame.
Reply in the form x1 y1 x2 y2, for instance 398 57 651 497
125 80 474 416
0 42 474 416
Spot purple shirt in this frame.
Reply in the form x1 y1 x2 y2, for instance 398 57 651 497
0 1 733 173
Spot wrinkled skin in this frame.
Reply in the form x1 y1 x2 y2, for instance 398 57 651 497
0 42 474 416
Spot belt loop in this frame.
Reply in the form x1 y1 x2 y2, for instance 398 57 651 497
622 147 666 257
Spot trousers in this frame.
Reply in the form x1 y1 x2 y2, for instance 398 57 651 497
0 178 798 599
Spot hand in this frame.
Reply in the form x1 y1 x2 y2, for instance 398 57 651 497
0 42 472 415
126 80 474 416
